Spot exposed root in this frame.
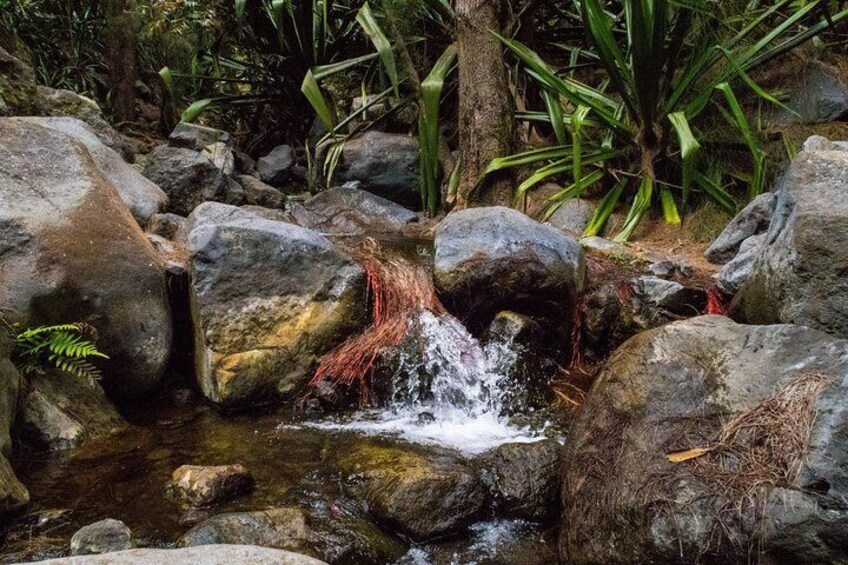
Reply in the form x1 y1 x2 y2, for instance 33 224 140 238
706 286 729 315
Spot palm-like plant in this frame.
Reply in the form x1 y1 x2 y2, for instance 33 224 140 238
486 0 848 240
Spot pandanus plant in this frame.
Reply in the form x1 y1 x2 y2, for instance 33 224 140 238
485 0 848 240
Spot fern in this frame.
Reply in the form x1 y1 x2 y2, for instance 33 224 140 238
2 320 108 385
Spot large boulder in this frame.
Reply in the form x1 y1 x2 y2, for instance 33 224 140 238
26 545 326 565
330 132 420 209
142 144 245 216
290 185 419 236
733 140 848 338
560 316 848 564
13 117 167 225
185 203 366 406
434 207 585 321
705 192 775 265
765 63 848 126
257 144 295 187
0 120 172 396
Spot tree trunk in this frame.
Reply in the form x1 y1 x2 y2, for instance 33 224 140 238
105 0 138 123
455 0 514 208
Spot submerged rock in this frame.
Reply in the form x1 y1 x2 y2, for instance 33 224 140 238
168 123 232 151
340 442 486 541
0 119 172 396
290 185 419 235
434 207 585 322
705 192 775 265
185 203 366 406
29 545 325 564
561 316 848 564
733 140 848 338
164 464 254 508
70 518 134 555
480 440 561 521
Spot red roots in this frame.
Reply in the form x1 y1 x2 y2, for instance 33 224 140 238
706 286 730 316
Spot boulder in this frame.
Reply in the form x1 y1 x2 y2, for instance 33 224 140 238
480 440 561 521
0 46 38 115
340 442 486 541
434 207 585 321
179 503 404 564
330 132 420 209
13 117 168 225
765 63 848 125
238 175 285 209
164 464 254 508
0 120 172 396
142 144 245 216
561 316 848 564
0 451 28 514
733 141 848 338
70 518 134 555
290 185 419 235
547 198 595 235
629 276 707 319
202 142 235 177
257 144 295 187
716 233 767 295
28 545 325 565
705 192 775 264
168 123 232 151
185 203 366 405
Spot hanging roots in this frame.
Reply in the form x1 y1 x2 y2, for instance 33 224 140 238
706 286 730 315
309 238 446 404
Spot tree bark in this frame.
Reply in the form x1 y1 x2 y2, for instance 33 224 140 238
105 0 138 123
456 0 514 207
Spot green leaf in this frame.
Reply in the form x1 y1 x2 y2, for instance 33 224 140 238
235 0 248 26
614 175 654 241
541 170 605 220
301 69 337 130
716 82 765 198
181 99 213 123
668 111 700 207
584 177 628 237
357 3 399 97
660 186 681 224
483 145 572 178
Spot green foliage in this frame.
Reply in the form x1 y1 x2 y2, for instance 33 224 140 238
490 0 848 240
3 321 108 385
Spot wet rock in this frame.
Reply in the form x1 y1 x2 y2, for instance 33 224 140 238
179 503 404 564
258 144 295 187
164 464 254 508
202 142 235 177
561 316 848 564
0 46 38 115
185 203 366 406
733 140 848 338
716 233 767 295
13 117 168 225
340 442 486 541
168 123 232 151
629 276 707 317
480 440 561 521
70 518 134 555
547 198 595 235
485 311 542 349
581 282 631 353
290 185 419 235
142 144 245 216
434 207 585 321
705 192 775 264
330 131 420 209
147 213 187 240
0 120 172 396
238 175 286 209
30 545 326 565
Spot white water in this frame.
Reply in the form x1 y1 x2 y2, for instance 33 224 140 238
394 519 541 564
296 309 546 455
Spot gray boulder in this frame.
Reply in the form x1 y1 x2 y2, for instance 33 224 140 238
13 117 168 225
705 192 775 264
185 203 366 406
733 141 848 338
547 198 595 235
480 440 561 521
202 142 235 177
716 233 767 295
765 63 848 125
70 519 134 555
28 545 325 565
561 316 848 564
168 122 232 151
258 144 295 187
164 464 254 508
290 185 419 235
434 207 585 320
142 144 245 216
330 132 420 209
629 276 707 318
238 175 285 209
0 120 172 396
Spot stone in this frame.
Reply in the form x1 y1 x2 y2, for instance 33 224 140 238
547 198 595 235
518 182 562 220
184 203 366 406
340 442 486 541
257 144 295 187
238 175 286 209
560 316 848 564
0 120 172 396
0 46 38 115
179 503 404 564
0 336 21 455
146 213 187 240
716 233 767 295
705 192 775 264
142 144 245 216
434 207 585 321
330 131 420 209
733 140 848 338
290 185 419 235
202 142 235 176
168 122 232 151
70 519 134 555
27 546 325 565
629 276 707 317
13 117 168 225
765 63 848 126
164 464 254 508
0 454 29 514
480 440 561 521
